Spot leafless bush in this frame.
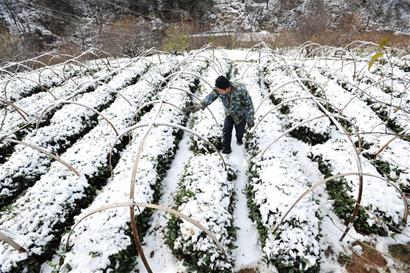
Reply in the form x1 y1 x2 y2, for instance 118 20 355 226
269 31 300 49
100 16 159 57
0 27 21 63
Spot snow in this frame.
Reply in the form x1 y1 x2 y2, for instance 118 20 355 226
134 134 190 273
1 47 410 273
0 58 169 272
54 52 208 273
0 60 150 205
230 145 264 270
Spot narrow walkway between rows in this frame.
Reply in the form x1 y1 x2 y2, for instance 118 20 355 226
135 134 191 273
230 138 264 271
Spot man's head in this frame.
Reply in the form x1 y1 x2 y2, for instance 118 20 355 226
215 75 231 94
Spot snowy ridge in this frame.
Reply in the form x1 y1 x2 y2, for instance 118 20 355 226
301 64 407 235
243 60 323 272
0 74 97 164
165 154 235 273
310 133 405 234
264 63 332 145
0 60 149 208
308 63 410 190
56 54 207 273
322 60 410 134
0 75 95 138
164 52 238 272
0 59 155 273
189 50 230 152
0 62 86 105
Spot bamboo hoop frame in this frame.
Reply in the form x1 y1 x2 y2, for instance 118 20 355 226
109 122 227 173
0 231 27 253
35 100 119 136
278 56 365 241
167 85 222 131
4 138 80 176
0 97 29 122
252 96 334 134
63 201 227 260
271 172 408 236
255 78 328 114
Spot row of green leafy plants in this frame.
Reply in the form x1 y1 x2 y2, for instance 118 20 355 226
297 61 407 236
164 52 238 273
0 58 175 273
242 60 323 273
56 53 210 273
315 62 410 193
0 73 98 164
0 60 151 209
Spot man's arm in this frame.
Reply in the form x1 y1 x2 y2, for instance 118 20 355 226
200 89 219 109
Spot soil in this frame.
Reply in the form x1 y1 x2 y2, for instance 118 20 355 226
388 243 410 265
342 241 388 273
236 268 258 273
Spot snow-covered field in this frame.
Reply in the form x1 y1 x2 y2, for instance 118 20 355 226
0 44 409 273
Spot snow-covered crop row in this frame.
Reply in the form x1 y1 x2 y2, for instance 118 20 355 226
0 75 98 165
0 60 150 208
0 59 159 273
164 52 237 272
165 154 235 273
264 63 332 145
0 75 96 138
323 62 410 135
244 61 323 272
56 53 208 273
300 64 408 234
0 62 89 106
188 51 230 153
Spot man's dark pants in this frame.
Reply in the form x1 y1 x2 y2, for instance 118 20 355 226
223 115 246 151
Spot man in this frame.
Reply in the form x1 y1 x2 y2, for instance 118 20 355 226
184 75 255 154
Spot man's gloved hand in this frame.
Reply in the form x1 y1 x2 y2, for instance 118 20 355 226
246 120 255 130
183 103 201 114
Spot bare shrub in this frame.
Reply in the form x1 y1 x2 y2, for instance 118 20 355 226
269 31 300 49
100 16 158 57
56 41 84 57
351 31 410 51
0 27 21 63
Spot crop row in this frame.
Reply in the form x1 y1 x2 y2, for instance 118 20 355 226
0 57 172 273
0 60 150 208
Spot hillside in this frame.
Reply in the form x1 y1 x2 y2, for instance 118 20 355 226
0 43 409 273
0 0 409 53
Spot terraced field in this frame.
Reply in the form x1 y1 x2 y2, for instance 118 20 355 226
0 44 409 273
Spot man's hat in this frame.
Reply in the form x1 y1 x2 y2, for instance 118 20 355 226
215 75 231 89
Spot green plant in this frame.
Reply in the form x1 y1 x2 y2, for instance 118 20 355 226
309 153 389 235
368 37 389 70
162 25 191 53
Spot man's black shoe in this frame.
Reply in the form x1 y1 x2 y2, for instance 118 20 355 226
237 139 243 145
222 148 232 154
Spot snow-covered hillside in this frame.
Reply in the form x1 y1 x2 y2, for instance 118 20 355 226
0 44 410 273
0 0 409 49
